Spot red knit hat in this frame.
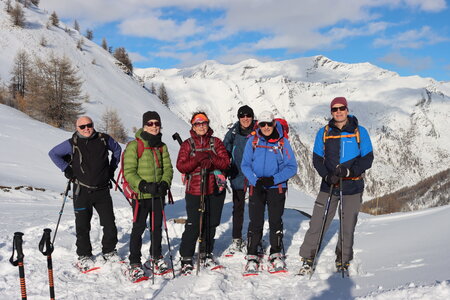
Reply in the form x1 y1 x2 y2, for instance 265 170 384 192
330 97 348 108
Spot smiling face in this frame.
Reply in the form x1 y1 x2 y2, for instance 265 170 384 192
239 114 253 129
259 121 274 136
76 116 94 137
331 104 348 128
143 119 161 135
192 121 209 136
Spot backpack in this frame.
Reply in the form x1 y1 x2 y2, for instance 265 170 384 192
322 124 360 149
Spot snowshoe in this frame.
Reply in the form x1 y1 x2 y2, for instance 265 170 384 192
180 258 194 276
102 250 122 263
267 253 287 274
225 238 245 257
74 256 100 273
124 264 149 283
144 257 173 276
202 254 224 271
297 258 313 276
243 255 261 277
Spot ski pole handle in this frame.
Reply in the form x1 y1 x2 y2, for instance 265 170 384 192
10 232 27 300
39 228 54 256
110 178 132 206
172 132 183 146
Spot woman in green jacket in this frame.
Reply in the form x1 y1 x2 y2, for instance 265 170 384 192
123 111 173 282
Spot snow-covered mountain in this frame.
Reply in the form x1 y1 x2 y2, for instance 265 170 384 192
136 56 450 203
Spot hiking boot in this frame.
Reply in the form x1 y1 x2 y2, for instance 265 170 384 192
102 250 121 263
243 255 260 276
144 257 171 275
335 261 350 272
298 257 313 276
126 263 147 282
180 258 194 276
202 253 223 270
268 253 287 273
75 255 96 272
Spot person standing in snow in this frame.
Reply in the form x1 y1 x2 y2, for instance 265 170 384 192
241 111 298 275
176 112 230 275
122 111 174 281
48 116 121 272
298 97 374 275
222 105 257 256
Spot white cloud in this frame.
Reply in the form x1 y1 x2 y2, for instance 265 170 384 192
153 51 209 67
374 26 449 49
379 52 433 71
128 52 149 63
403 0 447 12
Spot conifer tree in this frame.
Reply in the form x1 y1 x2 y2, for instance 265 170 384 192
158 83 169 107
113 47 133 74
73 19 80 32
50 11 59 26
101 37 108 51
85 29 93 40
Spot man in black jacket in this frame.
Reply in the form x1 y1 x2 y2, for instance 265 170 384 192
49 116 122 272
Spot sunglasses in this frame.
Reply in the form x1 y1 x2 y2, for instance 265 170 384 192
239 114 253 119
193 121 209 127
146 121 161 127
78 123 93 129
331 106 347 112
259 121 274 127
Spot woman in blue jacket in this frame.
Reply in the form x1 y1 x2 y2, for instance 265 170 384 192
241 111 298 275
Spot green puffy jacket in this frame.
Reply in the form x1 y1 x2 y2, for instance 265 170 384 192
123 129 173 199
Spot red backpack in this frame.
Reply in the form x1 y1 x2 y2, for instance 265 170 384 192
252 118 290 155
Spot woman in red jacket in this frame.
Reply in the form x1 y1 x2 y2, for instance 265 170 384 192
176 112 230 275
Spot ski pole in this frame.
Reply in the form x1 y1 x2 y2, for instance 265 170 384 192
52 179 71 245
172 132 183 146
196 168 207 275
9 232 27 300
160 197 175 279
309 184 334 279
151 197 155 285
110 178 132 206
339 177 345 278
39 228 55 300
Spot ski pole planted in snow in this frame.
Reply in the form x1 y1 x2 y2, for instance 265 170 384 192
196 168 207 275
52 179 72 245
9 232 27 300
161 197 176 279
339 177 345 278
39 228 55 300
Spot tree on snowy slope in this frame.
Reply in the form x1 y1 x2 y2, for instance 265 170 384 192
10 50 31 100
101 37 108 51
158 83 169 106
27 55 85 129
113 47 133 74
30 0 39 6
85 29 93 40
49 11 59 27
73 19 80 32
9 3 25 27
99 107 128 143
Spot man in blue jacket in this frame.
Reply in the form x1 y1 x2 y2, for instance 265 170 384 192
298 97 374 275
49 116 122 272
223 105 256 256
241 111 298 275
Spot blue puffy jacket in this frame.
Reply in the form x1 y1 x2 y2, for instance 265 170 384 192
313 115 373 195
223 121 256 190
241 121 298 188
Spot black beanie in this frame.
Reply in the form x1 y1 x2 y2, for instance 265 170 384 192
237 105 254 119
142 111 161 127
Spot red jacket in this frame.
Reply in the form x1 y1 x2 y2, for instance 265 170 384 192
176 128 230 196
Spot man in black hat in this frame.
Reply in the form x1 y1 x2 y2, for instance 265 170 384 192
223 105 256 256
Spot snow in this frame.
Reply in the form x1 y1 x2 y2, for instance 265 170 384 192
1 3 450 299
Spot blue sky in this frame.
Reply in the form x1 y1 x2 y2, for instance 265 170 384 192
41 0 450 81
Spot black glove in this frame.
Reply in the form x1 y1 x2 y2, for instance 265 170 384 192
64 166 74 180
138 180 159 195
254 179 265 193
260 176 274 187
109 167 116 179
335 164 352 178
158 181 169 196
325 173 340 185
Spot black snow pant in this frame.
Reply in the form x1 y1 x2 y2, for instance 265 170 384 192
232 189 246 239
299 191 362 263
73 185 118 257
247 187 286 256
179 192 226 259
129 197 164 265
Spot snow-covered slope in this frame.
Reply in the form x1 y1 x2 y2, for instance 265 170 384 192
1 105 449 299
136 56 450 203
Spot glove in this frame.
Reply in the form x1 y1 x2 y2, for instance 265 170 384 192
254 179 265 193
108 167 116 179
325 173 340 185
158 181 169 196
335 164 352 178
138 181 159 195
200 158 213 169
260 176 274 187
194 152 209 163
64 166 74 180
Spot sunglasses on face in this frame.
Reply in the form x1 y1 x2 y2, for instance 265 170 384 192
78 123 93 129
146 121 161 127
239 114 252 119
193 121 209 127
259 121 274 128
331 106 347 112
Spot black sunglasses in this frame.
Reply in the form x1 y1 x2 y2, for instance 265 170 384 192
239 114 253 118
259 121 274 127
331 106 347 112
146 121 161 127
78 123 93 129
